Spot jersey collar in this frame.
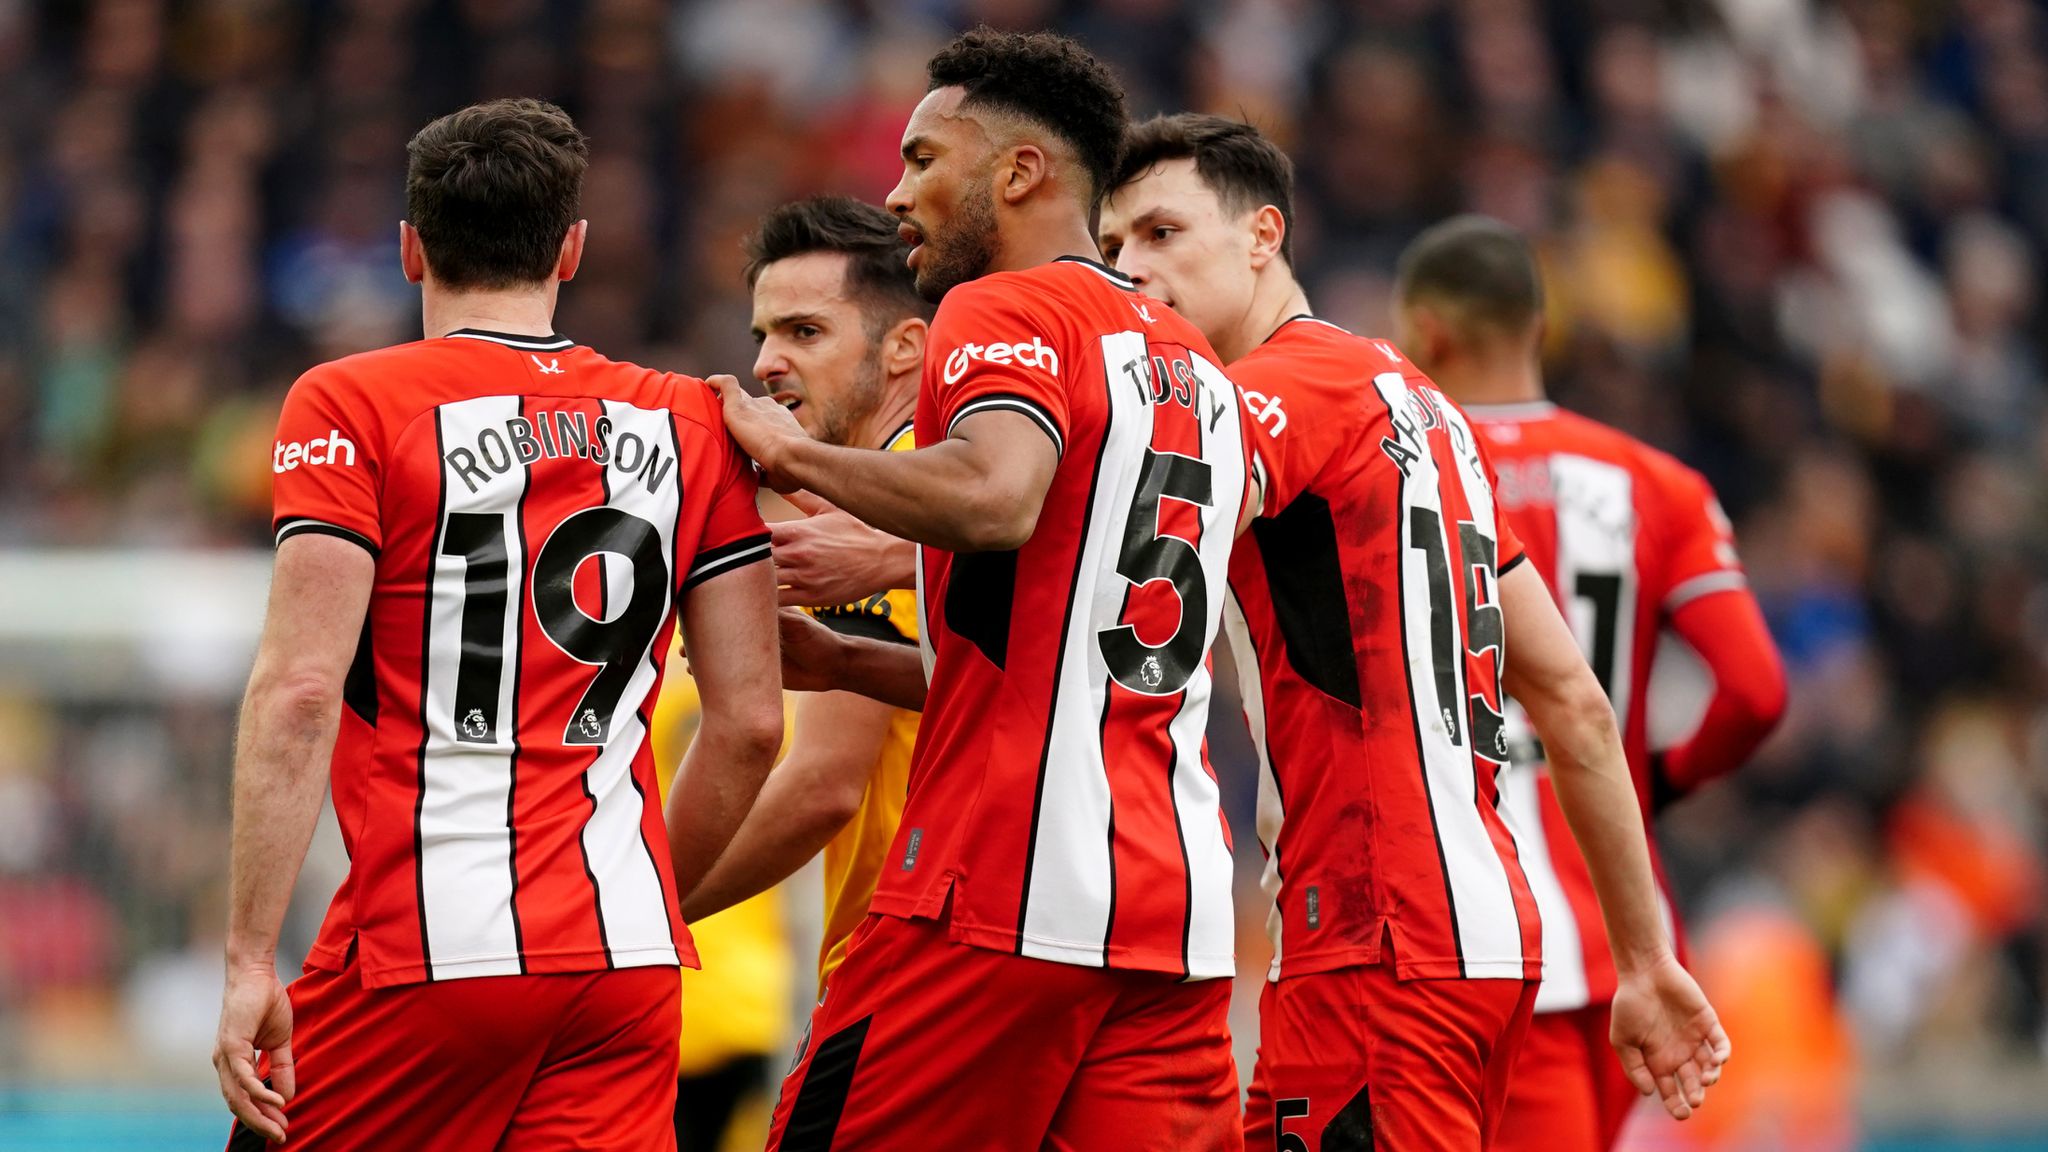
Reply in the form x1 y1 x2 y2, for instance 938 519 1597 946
1054 255 1138 291
1263 313 1350 343
1463 400 1557 421
444 328 576 352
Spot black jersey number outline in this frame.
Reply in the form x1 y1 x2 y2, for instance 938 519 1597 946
1099 448 1213 696
444 507 669 746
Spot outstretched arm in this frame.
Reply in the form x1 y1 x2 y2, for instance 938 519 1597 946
718 378 1058 553
1500 562 1730 1121
770 492 918 608
681 687 895 921
215 534 373 1144
779 608 928 712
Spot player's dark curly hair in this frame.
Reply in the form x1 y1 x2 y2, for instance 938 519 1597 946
926 28 1128 201
1114 114 1297 265
742 196 932 333
406 98 588 290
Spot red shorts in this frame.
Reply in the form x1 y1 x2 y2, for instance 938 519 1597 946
226 952 680 1152
765 912 1241 1152
1244 963 1537 1152
1491 1004 1639 1152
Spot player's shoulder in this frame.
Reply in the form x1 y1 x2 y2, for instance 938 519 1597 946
567 345 726 435
290 337 438 397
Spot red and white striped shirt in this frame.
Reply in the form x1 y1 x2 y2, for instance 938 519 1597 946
1225 317 1542 983
871 258 1253 979
271 329 768 988
1471 401 1767 1012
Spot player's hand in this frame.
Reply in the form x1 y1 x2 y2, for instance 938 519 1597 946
772 491 915 607
777 607 848 693
213 963 296 1143
1610 953 1731 1121
712 375 808 492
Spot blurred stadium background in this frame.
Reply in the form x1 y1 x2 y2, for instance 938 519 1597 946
2 0 2046 1148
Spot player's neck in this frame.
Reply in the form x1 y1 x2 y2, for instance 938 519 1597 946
1436 353 1546 408
991 209 1104 277
422 281 562 341
854 381 918 451
1221 268 1313 365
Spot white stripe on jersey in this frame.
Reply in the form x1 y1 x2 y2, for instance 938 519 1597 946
1019 333 1145 968
567 399 684 970
1666 569 1747 612
1225 583 1289 982
419 395 529 979
1169 351 1246 978
1374 375 1528 979
1502 763 1588 1010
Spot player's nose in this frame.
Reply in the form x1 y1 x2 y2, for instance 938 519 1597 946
885 172 913 218
753 344 787 385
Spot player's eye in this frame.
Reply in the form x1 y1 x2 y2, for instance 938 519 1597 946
1152 225 1177 243
915 155 934 171
1103 244 1122 263
795 325 821 340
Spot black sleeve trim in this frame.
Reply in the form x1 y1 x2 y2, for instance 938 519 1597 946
683 532 773 590
809 606 916 645
1498 551 1527 576
948 393 1064 457
276 518 379 558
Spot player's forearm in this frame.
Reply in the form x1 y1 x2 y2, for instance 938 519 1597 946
225 672 342 971
667 715 782 900
1528 684 1672 972
679 753 862 922
816 632 928 711
774 436 1035 552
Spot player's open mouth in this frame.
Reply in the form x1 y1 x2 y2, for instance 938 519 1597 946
899 223 925 269
772 392 801 412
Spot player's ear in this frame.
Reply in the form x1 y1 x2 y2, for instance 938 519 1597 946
556 220 588 283
399 221 426 285
1000 144 1047 205
883 316 928 377
1248 205 1286 270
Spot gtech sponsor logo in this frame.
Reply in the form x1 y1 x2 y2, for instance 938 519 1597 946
273 429 358 472
1240 390 1287 435
942 337 1060 385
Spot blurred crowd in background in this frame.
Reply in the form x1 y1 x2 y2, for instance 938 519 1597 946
3 0 2048 1142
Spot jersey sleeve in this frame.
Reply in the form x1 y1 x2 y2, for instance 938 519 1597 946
682 428 771 590
927 280 1070 457
271 366 382 555
1653 461 1745 612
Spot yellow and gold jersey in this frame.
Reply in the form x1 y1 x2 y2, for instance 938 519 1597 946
652 666 794 1076
804 422 921 984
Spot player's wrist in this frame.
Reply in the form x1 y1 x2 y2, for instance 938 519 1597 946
1611 939 1678 978
224 944 278 977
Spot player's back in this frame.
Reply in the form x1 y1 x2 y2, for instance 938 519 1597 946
1469 400 1746 1009
271 328 769 988
1225 317 1541 984
879 257 1251 979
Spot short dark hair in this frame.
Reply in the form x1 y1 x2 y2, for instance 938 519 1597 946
405 98 588 290
926 28 1127 201
742 196 931 331
1395 215 1544 334
1114 114 1297 264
